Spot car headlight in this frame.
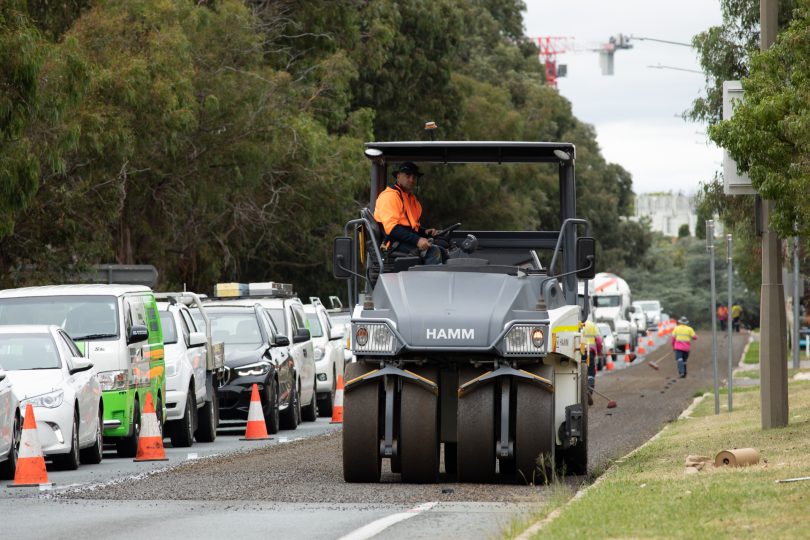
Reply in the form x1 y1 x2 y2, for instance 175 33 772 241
165 360 178 378
353 323 398 355
24 389 64 409
503 325 547 356
314 346 325 361
235 361 271 377
98 370 128 391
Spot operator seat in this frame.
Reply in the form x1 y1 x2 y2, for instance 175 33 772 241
360 208 420 273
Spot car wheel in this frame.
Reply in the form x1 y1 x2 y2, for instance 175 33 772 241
279 381 299 430
80 404 104 464
195 391 218 443
116 401 140 458
169 386 195 448
156 396 165 438
0 412 21 480
264 379 280 435
55 409 80 470
301 381 318 422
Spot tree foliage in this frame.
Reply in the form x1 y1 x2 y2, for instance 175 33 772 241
0 0 649 297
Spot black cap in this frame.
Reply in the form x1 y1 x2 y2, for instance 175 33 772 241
392 162 423 178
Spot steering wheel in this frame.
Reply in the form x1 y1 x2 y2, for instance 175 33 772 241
434 222 462 238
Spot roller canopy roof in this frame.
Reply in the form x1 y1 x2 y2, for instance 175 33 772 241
363 141 576 164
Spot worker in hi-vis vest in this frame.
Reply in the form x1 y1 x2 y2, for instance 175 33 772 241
581 319 602 406
373 162 442 265
671 316 697 378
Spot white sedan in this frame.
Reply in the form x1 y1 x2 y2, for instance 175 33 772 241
303 304 345 417
0 363 21 479
0 326 103 469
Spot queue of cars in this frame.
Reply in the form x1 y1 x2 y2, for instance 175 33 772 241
0 279 349 480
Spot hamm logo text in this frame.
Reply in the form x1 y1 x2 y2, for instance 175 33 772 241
425 328 475 340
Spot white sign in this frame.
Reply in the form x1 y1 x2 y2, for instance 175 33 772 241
722 81 756 195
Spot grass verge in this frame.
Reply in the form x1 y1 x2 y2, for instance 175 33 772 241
521 379 810 539
734 368 805 380
743 340 760 364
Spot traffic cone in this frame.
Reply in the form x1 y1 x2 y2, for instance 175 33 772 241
134 393 168 462
241 384 271 441
647 331 655 347
8 404 53 488
331 375 345 424
637 337 646 355
624 343 631 363
606 350 615 371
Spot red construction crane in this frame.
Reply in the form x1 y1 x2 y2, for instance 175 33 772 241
534 36 575 88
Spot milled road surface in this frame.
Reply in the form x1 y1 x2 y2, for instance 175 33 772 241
2 332 748 539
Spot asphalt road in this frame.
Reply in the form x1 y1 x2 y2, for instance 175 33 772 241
1 331 748 540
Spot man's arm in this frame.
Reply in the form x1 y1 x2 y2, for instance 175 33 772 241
388 224 422 245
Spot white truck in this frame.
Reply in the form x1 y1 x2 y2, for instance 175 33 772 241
592 273 639 352
155 292 225 447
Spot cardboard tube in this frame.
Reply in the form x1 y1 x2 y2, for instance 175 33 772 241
715 448 760 467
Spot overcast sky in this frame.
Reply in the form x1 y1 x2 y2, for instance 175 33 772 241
523 0 724 195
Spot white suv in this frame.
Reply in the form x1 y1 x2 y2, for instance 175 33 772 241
303 303 345 417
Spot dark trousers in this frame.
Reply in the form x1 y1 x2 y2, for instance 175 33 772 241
675 349 689 376
399 242 442 265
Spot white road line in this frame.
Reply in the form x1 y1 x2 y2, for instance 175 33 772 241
338 501 437 540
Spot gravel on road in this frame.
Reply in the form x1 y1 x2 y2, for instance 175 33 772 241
63 332 748 504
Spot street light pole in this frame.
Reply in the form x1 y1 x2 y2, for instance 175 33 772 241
708 220 720 415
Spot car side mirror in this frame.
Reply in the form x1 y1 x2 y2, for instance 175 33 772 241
70 357 94 374
188 331 207 348
275 335 290 347
293 328 310 344
576 237 596 279
127 324 149 344
330 326 345 340
333 236 353 279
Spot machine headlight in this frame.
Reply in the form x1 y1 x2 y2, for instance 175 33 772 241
98 370 128 391
24 389 64 409
353 323 398 355
235 361 271 377
503 325 547 356
314 346 325 361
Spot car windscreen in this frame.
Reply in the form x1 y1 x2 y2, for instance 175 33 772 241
593 295 621 308
206 311 263 348
159 311 178 344
597 324 611 336
0 334 61 370
0 295 119 341
305 313 324 338
266 308 286 335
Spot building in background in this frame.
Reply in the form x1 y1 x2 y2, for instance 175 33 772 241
632 192 697 237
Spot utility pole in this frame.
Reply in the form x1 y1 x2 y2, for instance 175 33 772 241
793 236 801 370
759 0 789 429
727 234 734 412
708 220 720 415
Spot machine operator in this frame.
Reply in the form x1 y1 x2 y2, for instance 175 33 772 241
374 162 442 265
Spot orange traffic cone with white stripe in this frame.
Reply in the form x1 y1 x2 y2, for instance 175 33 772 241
624 343 631 363
241 384 271 441
331 375 345 424
637 336 646 355
8 404 53 488
134 393 168 462
647 331 655 347
606 350 615 371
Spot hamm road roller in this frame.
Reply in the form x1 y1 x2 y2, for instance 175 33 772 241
333 141 595 484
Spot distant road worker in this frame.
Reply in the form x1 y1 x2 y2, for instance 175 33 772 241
731 303 743 332
671 316 697 378
717 304 728 331
582 319 602 405
373 162 442 265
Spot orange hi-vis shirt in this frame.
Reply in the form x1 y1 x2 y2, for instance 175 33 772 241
374 184 422 238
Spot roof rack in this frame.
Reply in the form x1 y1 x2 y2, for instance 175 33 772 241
213 282 294 299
